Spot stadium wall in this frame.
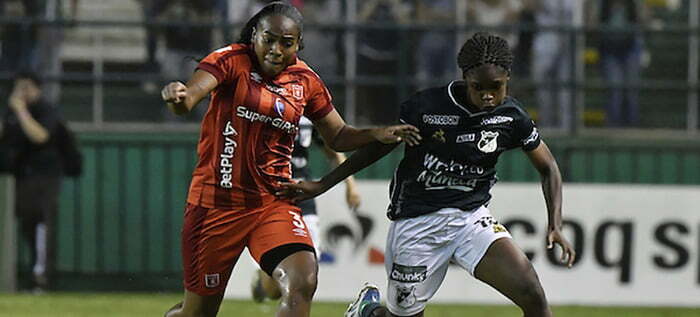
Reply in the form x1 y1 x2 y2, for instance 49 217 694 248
225 181 700 306
13 132 700 304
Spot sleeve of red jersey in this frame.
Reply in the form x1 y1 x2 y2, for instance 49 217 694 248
303 75 335 121
196 46 239 84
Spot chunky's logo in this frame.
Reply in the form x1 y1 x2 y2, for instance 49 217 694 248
390 263 427 283
477 131 499 153
236 106 297 134
219 121 238 189
423 114 459 126
481 115 513 125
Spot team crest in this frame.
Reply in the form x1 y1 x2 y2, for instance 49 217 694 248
432 129 446 143
205 273 220 288
292 84 304 100
396 285 417 308
274 98 285 117
477 131 499 153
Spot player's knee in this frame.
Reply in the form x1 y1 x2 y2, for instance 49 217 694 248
516 278 548 312
289 269 317 301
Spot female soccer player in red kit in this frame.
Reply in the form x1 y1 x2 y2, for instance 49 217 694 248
160 2 420 317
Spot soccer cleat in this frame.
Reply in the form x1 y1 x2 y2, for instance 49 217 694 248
251 270 266 303
345 282 381 317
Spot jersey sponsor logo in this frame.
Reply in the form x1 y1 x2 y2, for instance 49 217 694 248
250 72 289 95
422 114 459 126
396 285 417 308
477 131 499 153
219 121 238 189
456 133 475 143
481 115 513 125
390 263 427 283
205 273 220 288
236 106 297 134
416 153 483 192
292 84 304 100
274 98 285 117
523 127 539 146
431 129 446 143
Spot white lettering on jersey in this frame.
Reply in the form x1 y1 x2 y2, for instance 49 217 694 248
416 153 483 192
422 114 460 126
456 133 475 143
236 106 298 134
219 121 238 189
481 115 513 125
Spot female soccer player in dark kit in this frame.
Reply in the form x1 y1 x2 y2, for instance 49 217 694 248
281 32 577 317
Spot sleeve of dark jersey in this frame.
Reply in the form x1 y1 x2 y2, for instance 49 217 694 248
398 96 419 126
516 116 541 152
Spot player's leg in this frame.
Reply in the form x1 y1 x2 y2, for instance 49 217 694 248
250 211 321 302
348 210 459 317
474 238 551 317
249 202 319 317
165 204 256 317
164 291 224 317
459 207 550 317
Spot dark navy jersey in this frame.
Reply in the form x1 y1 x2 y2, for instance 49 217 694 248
387 81 541 220
292 116 318 215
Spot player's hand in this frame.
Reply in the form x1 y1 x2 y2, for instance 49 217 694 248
547 228 576 268
345 187 361 209
8 84 28 112
277 180 327 202
161 81 187 104
373 124 422 146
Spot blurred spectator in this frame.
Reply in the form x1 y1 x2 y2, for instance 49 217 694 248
414 0 456 89
532 0 576 129
356 0 412 125
466 0 522 48
512 0 537 78
588 0 646 127
0 72 63 292
0 0 42 73
299 0 344 80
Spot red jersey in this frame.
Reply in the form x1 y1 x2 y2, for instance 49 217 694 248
187 44 334 209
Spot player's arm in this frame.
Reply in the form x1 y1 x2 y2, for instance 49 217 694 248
320 143 361 209
312 109 421 152
279 141 399 202
160 70 218 115
525 141 576 267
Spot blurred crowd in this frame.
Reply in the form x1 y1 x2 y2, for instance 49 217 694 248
0 0 690 128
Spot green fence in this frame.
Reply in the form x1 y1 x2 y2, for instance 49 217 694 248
14 132 700 291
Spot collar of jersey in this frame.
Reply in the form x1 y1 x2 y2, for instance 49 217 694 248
246 46 300 85
447 80 500 117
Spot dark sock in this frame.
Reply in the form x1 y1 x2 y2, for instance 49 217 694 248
361 302 384 317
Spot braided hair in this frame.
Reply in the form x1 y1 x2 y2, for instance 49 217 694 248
237 1 304 50
457 32 513 75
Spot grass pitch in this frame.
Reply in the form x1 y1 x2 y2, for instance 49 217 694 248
0 293 699 317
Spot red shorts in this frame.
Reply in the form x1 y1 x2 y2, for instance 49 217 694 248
181 200 314 296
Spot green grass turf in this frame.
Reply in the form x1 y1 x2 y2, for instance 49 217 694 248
0 293 698 317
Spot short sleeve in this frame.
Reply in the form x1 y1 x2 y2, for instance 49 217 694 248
304 76 334 121
515 118 541 152
197 45 241 84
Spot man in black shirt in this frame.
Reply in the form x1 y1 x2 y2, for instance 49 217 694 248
281 33 576 317
1 72 62 291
